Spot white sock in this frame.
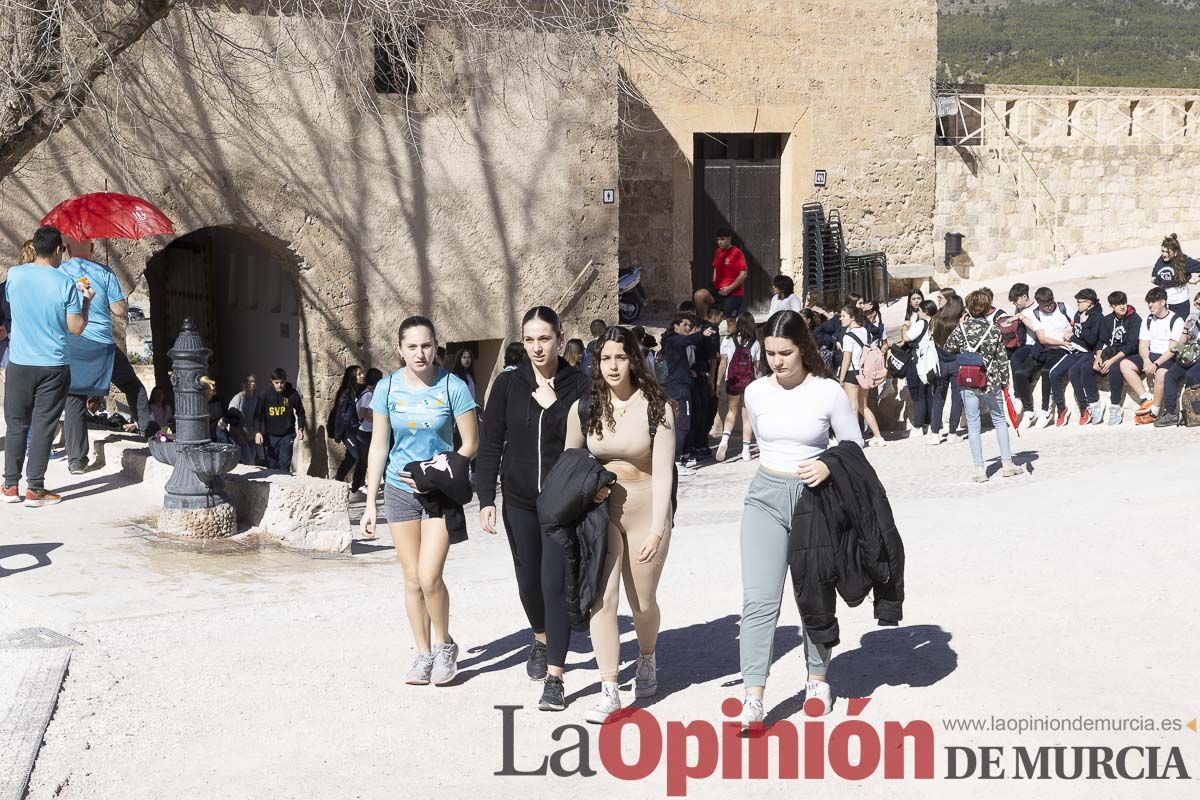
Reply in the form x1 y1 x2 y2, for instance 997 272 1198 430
1141 392 1152 401
720 432 731 443
1151 405 1161 415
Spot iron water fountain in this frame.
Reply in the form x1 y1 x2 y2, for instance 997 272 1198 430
148 319 240 538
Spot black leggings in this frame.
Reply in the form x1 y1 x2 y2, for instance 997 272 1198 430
502 500 571 670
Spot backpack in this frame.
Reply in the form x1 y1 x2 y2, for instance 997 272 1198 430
886 324 923 378
996 314 1022 351
577 391 678 523
726 340 756 394
1176 338 1200 369
653 354 670 385
849 332 887 389
915 333 940 384
955 324 991 390
328 392 360 443
1181 385 1200 427
1033 302 1069 323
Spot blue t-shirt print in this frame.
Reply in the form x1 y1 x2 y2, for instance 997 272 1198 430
370 368 477 492
4 263 83 367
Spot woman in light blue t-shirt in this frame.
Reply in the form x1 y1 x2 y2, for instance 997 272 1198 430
360 315 479 687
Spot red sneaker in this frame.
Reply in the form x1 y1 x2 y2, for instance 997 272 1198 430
1078 407 1092 426
2 485 22 504
1056 407 1070 427
23 489 63 508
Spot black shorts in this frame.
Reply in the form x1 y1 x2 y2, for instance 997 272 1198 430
706 286 744 319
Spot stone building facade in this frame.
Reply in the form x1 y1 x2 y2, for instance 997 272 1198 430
619 0 938 311
935 85 1200 277
0 3 944 472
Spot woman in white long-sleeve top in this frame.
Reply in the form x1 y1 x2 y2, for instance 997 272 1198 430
737 310 863 728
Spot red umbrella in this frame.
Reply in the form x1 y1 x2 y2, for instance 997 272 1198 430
41 192 174 241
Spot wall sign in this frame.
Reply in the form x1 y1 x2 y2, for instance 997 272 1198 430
814 170 827 188
602 189 616 204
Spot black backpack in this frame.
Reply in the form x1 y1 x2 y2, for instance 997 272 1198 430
576 390 679 524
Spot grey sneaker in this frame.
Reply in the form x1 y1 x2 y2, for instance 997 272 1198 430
405 652 435 685
739 696 764 729
431 640 459 685
1153 411 1180 428
1087 402 1104 425
585 682 622 724
634 653 658 699
1107 406 1123 426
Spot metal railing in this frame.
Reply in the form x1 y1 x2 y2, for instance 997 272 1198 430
936 93 1200 147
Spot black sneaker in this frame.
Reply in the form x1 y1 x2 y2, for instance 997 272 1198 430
68 459 88 475
1153 411 1180 428
526 639 548 682
537 675 566 711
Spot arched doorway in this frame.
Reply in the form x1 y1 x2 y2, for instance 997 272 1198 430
144 227 301 406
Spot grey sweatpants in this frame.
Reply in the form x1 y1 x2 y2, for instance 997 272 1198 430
740 468 832 688
4 363 70 492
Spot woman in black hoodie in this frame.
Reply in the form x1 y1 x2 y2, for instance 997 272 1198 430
476 306 588 712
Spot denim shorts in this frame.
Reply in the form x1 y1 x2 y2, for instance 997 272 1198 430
384 482 441 523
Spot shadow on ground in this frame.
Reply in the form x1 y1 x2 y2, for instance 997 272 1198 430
765 624 958 723
0 542 63 578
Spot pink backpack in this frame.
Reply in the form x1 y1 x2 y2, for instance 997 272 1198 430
851 332 888 390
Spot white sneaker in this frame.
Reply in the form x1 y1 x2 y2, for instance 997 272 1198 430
739 695 765 729
676 463 697 477
1038 410 1053 428
634 653 658 699
871 439 887 448
585 682 622 724
1021 411 1038 429
804 680 833 716
715 437 730 462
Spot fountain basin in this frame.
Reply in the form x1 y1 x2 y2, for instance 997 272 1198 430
148 437 178 466
181 442 240 483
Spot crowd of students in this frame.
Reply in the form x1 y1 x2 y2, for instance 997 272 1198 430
353 301 903 729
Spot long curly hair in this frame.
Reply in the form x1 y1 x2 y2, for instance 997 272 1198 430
1162 233 1186 287
759 310 829 378
585 326 670 438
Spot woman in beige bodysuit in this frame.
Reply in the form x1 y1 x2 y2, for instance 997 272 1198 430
566 326 676 724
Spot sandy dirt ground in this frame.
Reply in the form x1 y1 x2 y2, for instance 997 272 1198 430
3 251 1198 798
2 413 1199 799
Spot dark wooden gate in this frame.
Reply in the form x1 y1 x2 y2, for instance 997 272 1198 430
693 134 783 315
147 234 217 389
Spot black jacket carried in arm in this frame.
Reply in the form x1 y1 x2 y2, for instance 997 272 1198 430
537 449 616 632
258 384 307 437
475 358 587 511
1099 308 1141 358
788 441 905 647
406 451 473 545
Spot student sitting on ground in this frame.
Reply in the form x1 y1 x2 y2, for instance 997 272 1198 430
1014 287 1073 428
1095 291 1142 425
1132 287 1185 425
1153 289 1200 428
1060 288 1104 426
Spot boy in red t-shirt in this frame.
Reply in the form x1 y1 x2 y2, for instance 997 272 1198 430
693 228 748 320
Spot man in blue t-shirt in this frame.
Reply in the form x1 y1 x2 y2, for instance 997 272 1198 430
59 239 151 473
3 226 94 506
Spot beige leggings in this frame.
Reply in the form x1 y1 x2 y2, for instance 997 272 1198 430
589 476 672 682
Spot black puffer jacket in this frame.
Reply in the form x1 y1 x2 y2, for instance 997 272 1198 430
475 358 587 510
537 449 616 632
788 441 905 648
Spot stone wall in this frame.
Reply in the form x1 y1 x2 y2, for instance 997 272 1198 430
0 12 618 469
619 0 938 307
934 85 1200 277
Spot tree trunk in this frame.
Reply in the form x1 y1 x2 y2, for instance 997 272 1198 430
0 0 173 182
